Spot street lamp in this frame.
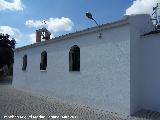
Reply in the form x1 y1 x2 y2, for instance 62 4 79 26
86 12 102 39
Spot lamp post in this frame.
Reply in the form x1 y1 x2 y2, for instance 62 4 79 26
86 12 102 39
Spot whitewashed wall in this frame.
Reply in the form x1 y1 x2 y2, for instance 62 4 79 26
140 34 160 112
129 14 155 114
13 14 157 115
13 24 131 115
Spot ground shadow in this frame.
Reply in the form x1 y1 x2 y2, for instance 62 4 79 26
132 109 160 120
0 76 12 85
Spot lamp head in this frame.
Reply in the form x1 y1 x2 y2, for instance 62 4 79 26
86 12 93 20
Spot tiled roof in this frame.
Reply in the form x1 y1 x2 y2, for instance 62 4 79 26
15 16 129 52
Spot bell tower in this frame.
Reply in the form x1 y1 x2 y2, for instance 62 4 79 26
36 27 51 43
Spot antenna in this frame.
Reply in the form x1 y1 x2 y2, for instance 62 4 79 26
152 3 160 26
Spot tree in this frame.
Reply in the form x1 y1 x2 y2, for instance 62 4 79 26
0 33 16 70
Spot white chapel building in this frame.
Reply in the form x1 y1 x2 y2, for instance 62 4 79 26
13 14 160 115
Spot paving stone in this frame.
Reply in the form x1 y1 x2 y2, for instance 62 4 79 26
0 84 160 120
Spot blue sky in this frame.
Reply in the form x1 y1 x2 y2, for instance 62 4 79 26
0 0 158 47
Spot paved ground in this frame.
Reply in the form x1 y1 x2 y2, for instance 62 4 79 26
0 80 160 120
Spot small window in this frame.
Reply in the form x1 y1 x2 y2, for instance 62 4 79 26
22 55 27 71
69 45 80 71
40 51 47 70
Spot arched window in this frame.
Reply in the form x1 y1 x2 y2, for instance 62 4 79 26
22 54 27 71
69 45 80 71
40 51 47 70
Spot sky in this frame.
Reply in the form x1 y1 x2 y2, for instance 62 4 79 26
0 0 159 47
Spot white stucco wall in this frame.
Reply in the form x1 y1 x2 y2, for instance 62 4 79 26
140 34 160 112
128 14 155 114
13 14 158 115
13 24 131 115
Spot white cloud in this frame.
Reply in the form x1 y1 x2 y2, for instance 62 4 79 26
25 17 74 32
47 17 74 32
0 0 24 11
29 33 36 43
126 0 160 15
0 26 22 41
25 20 44 28
0 26 15 35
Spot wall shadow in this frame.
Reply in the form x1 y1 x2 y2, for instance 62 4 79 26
0 76 12 85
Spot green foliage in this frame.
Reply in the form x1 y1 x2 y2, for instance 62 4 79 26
0 33 16 70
